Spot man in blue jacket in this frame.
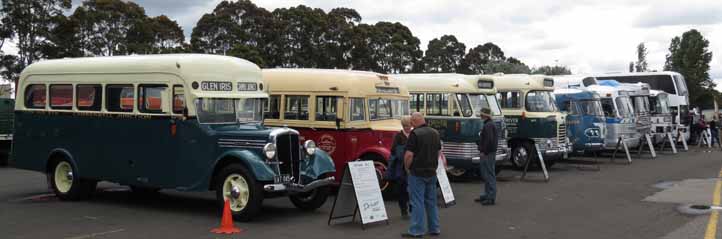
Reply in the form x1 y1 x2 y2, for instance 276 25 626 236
475 108 498 206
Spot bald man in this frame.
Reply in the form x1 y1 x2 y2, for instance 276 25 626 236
402 112 441 238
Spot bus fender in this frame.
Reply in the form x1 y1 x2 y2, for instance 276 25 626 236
46 148 78 174
214 150 275 182
302 149 336 179
357 146 391 163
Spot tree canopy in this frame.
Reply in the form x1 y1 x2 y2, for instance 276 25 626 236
664 29 715 108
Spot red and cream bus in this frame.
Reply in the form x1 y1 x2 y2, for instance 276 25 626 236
262 69 410 190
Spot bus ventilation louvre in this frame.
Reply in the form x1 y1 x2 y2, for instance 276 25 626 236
558 124 567 145
276 133 301 184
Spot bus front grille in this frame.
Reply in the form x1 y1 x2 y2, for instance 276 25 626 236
442 142 480 159
558 124 567 145
275 133 301 184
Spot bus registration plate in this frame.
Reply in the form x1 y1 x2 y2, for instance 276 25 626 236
274 175 294 184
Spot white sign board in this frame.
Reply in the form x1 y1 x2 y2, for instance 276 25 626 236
348 161 388 224
436 157 455 205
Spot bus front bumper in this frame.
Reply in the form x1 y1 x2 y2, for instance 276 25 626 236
263 176 336 193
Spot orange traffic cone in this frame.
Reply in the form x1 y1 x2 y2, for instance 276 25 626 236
211 199 244 234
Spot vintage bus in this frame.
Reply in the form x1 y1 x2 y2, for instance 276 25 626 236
599 80 653 139
594 72 690 141
490 74 570 168
12 54 336 221
585 84 641 149
553 89 606 154
262 69 410 190
394 73 509 177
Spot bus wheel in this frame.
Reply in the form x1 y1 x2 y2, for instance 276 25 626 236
214 164 263 222
511 142 532 169
49 160 96 201
289 176 331 211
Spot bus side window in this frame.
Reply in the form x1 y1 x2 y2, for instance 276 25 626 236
49 84 73 110
285 95 309 120
426 93 448 116
138 85 168 114
316 96 339 121
410 93 424 113
264 95 280 119
497 92 520 109
25 84 47 109
107 84 134 112
77 84 102 111
350 97 365 121
172 85 185 114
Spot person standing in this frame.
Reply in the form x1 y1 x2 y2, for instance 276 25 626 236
402 112 441 238
386 116 413 219
474 108 498 206
710 116 720 147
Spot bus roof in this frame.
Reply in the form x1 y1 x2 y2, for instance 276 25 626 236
482 74 553 91
554 88 600 101
594 71 682 77
394 73 495 94
262 68 409 98
18 54 266 99
550 75 598 89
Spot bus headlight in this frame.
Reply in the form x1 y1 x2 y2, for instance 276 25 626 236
263 143 276 159
304 140 317 155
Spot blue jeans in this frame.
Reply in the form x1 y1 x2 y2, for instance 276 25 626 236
407 174 440 235
479 153 497 201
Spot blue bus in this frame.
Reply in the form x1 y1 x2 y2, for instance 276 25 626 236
12 54 336 221
553 89 606 153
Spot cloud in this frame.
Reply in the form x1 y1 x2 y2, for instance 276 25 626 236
634 1 722 28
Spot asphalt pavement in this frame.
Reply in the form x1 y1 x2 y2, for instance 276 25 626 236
1 147 722 239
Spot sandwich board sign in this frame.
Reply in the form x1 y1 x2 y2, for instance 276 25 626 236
437 156 455 206
328 160 388 229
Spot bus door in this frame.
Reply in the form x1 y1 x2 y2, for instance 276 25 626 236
132 84 178 187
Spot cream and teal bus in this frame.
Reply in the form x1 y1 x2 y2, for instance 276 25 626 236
490 74 570 168
12 54 336 221
395 73 509 177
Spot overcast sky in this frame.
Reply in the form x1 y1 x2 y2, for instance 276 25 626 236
3 0 722 86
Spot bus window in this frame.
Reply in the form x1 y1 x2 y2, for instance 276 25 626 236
455 94 473 117
350 98 365 121
138 85 167 114
316 96 339 121
601 99 614 117
264 95 280 119
410 93 424 113
76 84 102 111
25 84 46 109
426 93 448 116
172 85 185 114
237 98 264 123
497 91 520 109
284 95 309 120
107 85 134 112
369 98 392 120
49 84 73 110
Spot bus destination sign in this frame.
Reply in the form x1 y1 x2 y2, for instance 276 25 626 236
201 81 232 91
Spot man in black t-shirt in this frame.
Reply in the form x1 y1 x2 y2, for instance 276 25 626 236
402 112 441 238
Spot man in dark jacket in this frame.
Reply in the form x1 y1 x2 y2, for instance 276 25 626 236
402 112 441 238
475 108 498 206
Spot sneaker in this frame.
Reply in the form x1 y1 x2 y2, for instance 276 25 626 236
429 231 441 236
401 232 423 238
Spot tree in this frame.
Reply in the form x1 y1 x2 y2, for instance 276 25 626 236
531 65 572 75
41 15 83 59
0 0 71 81
629 61 634 72
483 60 531 74
462 42 507 74
191 0 275 66
148 15 185 53
422 35 466 73
72 0 149 56
272 5 328 68
635 42 648 72
664 29 714 107
324 8 361 69
349 22 422 73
